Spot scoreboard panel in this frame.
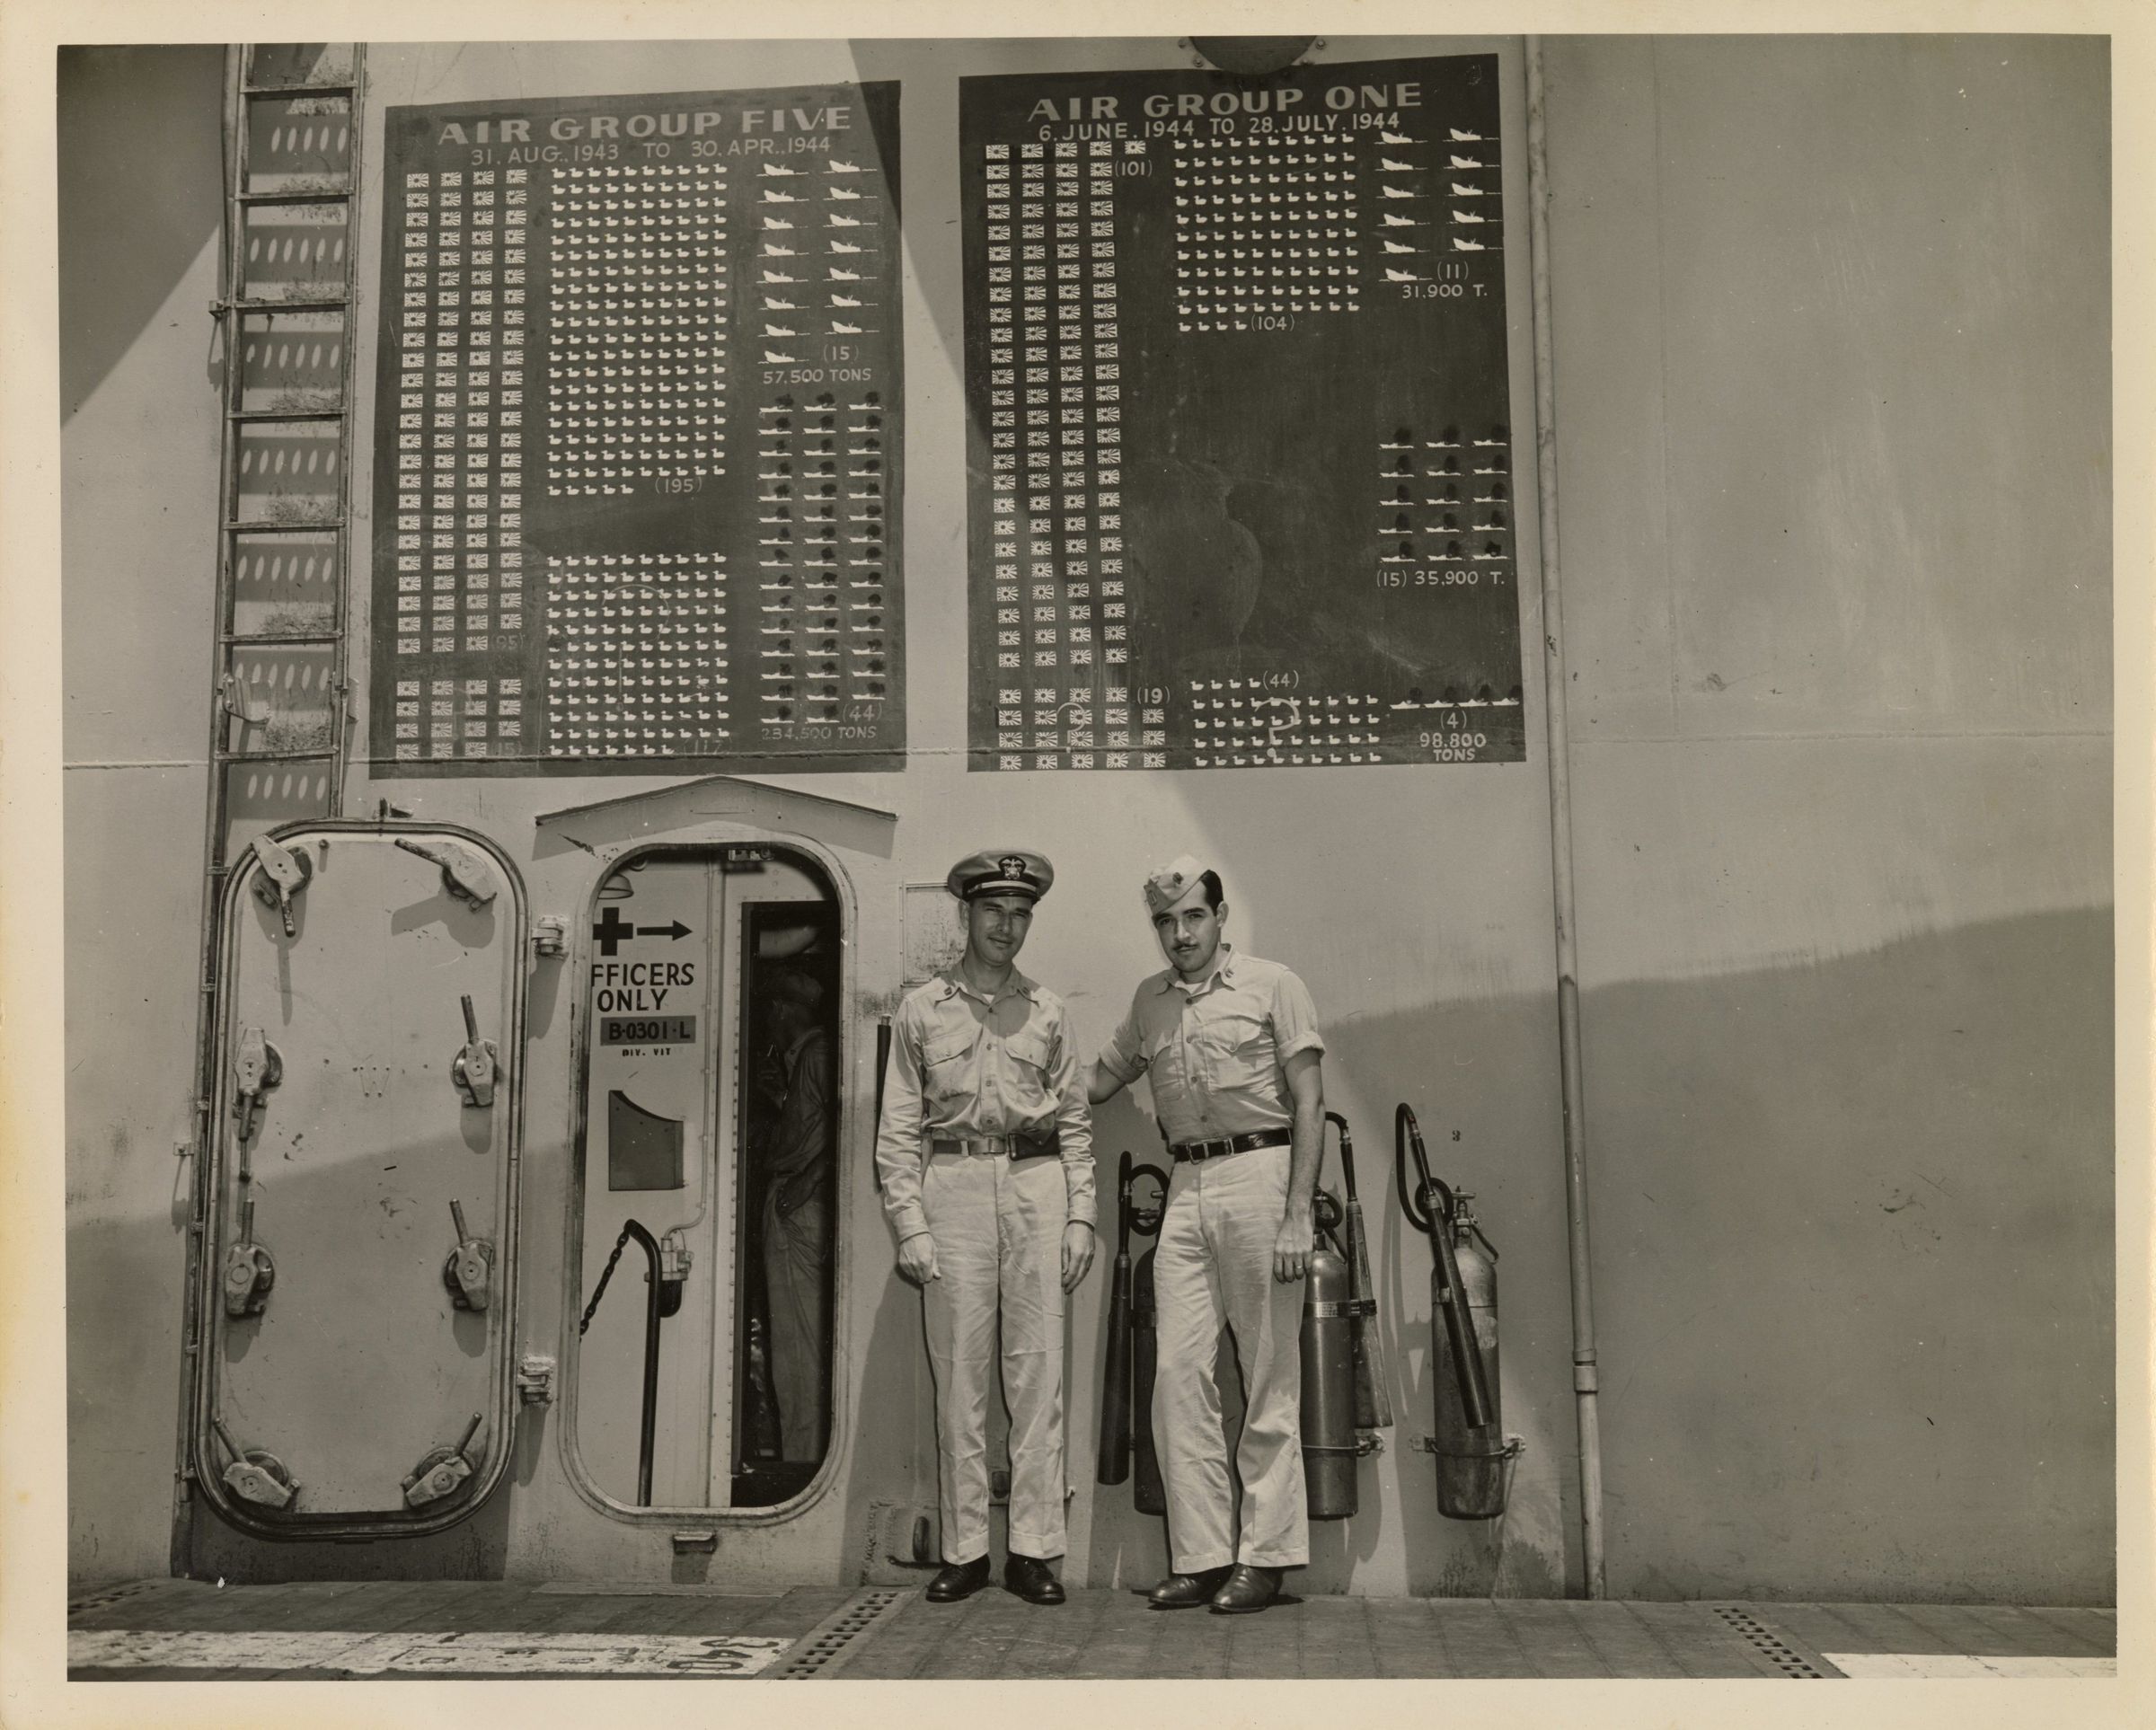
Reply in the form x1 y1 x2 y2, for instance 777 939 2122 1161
959 57 1525 772
367 84 905 774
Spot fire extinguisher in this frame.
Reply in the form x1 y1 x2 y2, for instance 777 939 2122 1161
1127 1160 1170 1515
1301 1187 1359 1518
1097 1153 1137 1487
1302 1112 1394 1518
1396 1104 1521 1520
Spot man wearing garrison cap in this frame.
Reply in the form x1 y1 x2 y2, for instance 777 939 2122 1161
875 849 1095 1606
1089 855 1326 1615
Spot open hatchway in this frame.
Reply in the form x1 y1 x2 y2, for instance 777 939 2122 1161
567 843 846 1518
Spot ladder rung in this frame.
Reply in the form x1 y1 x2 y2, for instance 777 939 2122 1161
237 188 354 205
217 748 339 765
225 518 344 533
243 82 356 97
227 408 346 423
222 297 349 314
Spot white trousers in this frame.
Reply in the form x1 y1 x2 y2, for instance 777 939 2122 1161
1152 1143 1308 1573
920 1151 1068 1562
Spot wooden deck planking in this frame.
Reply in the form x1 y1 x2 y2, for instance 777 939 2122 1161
181 1576 456 1636
1059 1587 1159 1679
1623 1601 1745 1679
910 1591 1033 1680
1001 1578 1119 1679
1957 1601 2116 1656
67 1582 2126 1681
1224 1599 1304 1680
1628 1602 1781 1677
1430 1598 1539 1676
1759 1601 1894 1663
1498 1598 1613 1677
2016 1603 2117 1655
1563 1601 1689 1679
264 1582 528 1677
1365 1595 1449 1677
1888 1600 2050 1657
1149 1602 1233 1678
1289 1593 1386 1679
66 1579 239 1631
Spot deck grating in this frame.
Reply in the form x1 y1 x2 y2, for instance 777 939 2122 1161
1710 1603 1829 1679
769 1587 911 1679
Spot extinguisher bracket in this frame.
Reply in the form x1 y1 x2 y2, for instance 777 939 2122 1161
1413 1433 1526 1462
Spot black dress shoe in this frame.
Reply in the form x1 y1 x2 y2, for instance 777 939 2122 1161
1147 1565 1234 1610
1003 1553 1065 1605
1208 1564 1283 1614
924 1555 993 1602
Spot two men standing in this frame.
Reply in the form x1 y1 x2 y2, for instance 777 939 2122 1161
878 848 1324 1616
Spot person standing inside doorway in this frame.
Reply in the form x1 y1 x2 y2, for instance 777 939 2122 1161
876 850 1097 1606
1089 856 1325 1615
757 966 835 1466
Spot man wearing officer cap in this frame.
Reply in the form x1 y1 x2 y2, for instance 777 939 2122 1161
1089 855 1325 1614
876 849 1096 1606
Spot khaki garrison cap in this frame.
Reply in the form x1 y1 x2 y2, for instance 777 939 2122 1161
1143 854 1211 914
947 848 1056 903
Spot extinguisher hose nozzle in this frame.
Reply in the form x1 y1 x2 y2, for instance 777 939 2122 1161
1397 1101 1493 1431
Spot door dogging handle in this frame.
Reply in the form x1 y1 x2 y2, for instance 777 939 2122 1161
212 1419 297 1511
249 835 314 938
402 1414 485 1510
221 1197 276 1319
452 994 499 1108
394 836 499 908
442 1198 494 1311
232 1027 283 1142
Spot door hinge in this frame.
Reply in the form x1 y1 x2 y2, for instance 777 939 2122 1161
517 1355 556 1404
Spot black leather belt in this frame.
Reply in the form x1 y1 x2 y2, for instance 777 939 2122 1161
932 1130 1061 1161
1169 1128 1292 1163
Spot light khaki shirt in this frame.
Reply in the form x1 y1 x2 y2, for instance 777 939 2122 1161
875 967 1095 1245
1095 947 1325 1145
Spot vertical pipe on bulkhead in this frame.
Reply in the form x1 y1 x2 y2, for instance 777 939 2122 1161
1524 36 1607 1601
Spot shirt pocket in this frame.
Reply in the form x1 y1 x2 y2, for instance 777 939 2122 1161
1003 1027 1056 1115
1194 1008 1275 1093
1142 1022 1189 1095
1004 1026 1055 1077
919 1028 977 1104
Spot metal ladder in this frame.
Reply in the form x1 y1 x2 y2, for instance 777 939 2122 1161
177 40 367 1571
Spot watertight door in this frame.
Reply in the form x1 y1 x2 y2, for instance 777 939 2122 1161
196 823 526 1536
